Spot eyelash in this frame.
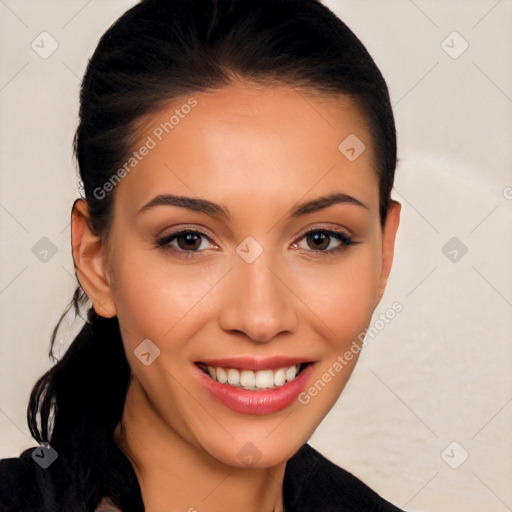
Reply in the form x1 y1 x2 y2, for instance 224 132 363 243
154 227 358 259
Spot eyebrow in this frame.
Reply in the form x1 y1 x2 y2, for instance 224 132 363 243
137 194 232 220
136 192 368 220
290 193 368 216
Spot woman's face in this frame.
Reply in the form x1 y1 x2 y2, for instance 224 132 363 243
86 83 400 468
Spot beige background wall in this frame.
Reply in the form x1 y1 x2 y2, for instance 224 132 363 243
1 1 511 511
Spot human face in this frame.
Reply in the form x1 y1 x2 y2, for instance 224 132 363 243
100 82 399 468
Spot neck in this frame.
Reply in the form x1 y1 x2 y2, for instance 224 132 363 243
114 377 287 512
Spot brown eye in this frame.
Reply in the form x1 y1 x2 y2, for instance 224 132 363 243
294 228 355 255
176 232 202 251
155 229 214 256
306 231 330 251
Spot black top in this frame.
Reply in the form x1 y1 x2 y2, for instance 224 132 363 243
283 443 402 511
0 443 402 511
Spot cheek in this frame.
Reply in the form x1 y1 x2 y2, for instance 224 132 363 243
292 249 381 419
293 245 382 346
109 239 224 348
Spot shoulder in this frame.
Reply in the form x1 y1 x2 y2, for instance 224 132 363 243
0 444 80 512
0 447 123 512
283 443 403 512
0 447 45 512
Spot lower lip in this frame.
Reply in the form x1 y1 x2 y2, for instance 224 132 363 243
193 363 315 415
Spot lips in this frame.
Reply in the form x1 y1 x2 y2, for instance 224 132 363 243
192 356 316 415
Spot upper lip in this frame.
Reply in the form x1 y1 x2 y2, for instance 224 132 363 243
196 356 315 371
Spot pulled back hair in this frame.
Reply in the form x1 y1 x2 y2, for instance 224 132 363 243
27 0 397 510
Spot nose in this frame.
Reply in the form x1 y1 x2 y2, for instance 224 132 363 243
218 253 298 343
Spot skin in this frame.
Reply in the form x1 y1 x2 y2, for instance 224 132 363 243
71 82 400 512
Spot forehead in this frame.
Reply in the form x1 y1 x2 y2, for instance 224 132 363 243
114 82 378 221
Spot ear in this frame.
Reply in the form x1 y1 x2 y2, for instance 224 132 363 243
71 198 117 318
375 200 401 306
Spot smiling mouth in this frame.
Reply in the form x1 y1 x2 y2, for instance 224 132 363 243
195 362 313 391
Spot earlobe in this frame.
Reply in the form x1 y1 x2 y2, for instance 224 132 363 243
71 199 117 318
375 200 401 306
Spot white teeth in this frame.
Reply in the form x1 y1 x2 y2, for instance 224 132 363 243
274 368 286 387
255 369 274 389
285 365 297 382
240 370 256 388
204 364 303 390
216 367 228 384
227 369 240 386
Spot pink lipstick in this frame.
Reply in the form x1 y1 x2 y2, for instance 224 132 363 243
192 357 315 415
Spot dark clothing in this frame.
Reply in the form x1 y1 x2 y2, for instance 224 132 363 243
0 443 402 511
283 443 402 511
